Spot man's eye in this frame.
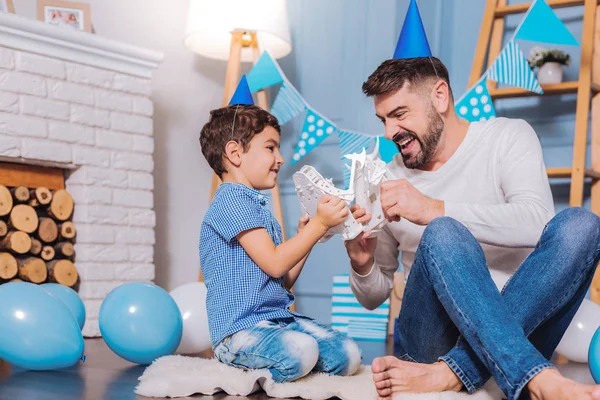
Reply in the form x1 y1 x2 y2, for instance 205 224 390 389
395 113 405 119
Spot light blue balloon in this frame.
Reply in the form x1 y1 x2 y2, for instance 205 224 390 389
42 283 86 330
99 282 182 365
0 282 85 370
589 327 600 383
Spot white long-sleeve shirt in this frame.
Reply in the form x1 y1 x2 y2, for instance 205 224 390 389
350 117 555 310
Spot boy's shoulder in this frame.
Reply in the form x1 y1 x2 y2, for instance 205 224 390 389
203 183 261 225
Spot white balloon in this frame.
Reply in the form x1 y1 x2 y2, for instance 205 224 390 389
169 282 212 354
556 299 600 363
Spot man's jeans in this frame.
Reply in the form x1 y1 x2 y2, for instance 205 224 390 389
394 207 600 400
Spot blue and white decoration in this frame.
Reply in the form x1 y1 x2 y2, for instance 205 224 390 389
455 79 497 122
270 81 307 126
514 0 579 47
486 40 543 94
291 109 337 165
331 274 389 342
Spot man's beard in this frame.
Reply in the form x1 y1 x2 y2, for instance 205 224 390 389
394 106 444 169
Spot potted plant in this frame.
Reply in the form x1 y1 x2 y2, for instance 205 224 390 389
527 46 571 85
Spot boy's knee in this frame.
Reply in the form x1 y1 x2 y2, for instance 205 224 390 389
319 337 362 376
274 331 319 382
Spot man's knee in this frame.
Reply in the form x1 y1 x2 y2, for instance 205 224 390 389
548 207 600 257
421 217 481 258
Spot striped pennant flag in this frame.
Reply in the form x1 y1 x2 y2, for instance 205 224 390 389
270 81 307 125
331 274 390 342
486 40 543 94
338 129 374 189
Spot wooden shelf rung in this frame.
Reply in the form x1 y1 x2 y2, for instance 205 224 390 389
490 81 579 99
495 0 588 17
547 167 600 180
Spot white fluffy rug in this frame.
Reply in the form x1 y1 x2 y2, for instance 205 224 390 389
135 356 504 400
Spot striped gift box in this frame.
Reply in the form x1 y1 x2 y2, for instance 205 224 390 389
331 274 390 342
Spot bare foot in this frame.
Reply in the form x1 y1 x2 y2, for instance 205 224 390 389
371 355 463 399
528 369 600 400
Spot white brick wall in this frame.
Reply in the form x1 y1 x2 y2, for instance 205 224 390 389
0 46 156 338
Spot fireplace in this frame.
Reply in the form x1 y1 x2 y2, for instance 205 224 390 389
0 13 163 337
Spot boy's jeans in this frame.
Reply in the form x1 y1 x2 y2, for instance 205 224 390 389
214 318 362 383
394 207 600 400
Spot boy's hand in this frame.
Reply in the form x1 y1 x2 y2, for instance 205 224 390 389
297 215 310 233
315 195 349 229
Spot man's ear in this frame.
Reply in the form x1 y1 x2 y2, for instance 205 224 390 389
225 140 242 167
431 80 450 114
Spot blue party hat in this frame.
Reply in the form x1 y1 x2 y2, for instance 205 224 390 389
393 0 432 59
228 75 254 105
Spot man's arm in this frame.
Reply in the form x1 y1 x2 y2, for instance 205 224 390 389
444 120 554 248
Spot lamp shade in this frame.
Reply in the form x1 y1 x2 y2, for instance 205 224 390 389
184 0 292 62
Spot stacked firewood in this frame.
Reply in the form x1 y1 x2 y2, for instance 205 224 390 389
0 185 79 290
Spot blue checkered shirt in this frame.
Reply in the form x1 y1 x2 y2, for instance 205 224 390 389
200 182 300 347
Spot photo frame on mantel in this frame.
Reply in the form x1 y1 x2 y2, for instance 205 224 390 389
0 0 15 14
37 0 92 33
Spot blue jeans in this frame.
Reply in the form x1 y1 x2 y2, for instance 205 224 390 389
214 318 362 383
395 207 600 400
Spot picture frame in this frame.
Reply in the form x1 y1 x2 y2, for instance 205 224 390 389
36 0 91 33
0 0 15 14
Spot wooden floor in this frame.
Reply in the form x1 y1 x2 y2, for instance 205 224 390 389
0 338 595 399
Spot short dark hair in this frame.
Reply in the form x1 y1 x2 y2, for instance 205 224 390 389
199 105 280 178
362 57 453 99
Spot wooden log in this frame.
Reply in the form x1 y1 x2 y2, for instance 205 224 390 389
38 217 58 243
0 231 31 254
54 242 74 258
9 278 22 282
28 198 40 208
0 220 7 237
31 187 52 205
48 189 73 221
17 257 47 283
41 245 55 261
9 205 39 233
0 252 17 280
11 186 29 203
47 259 77 287
30 238 42 255
0 185 12 217
58 221 76 240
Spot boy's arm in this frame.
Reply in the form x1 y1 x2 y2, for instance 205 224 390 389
284 254 309 290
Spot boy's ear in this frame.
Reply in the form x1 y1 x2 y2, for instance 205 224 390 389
224 140 242 167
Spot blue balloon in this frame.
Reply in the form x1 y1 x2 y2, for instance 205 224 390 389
99 282 182 365
589 327 600 383
0 282 85 370
42 283 86 330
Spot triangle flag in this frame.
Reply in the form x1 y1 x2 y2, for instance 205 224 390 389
291 108 337 165
393 0 432 59
228 75 254 105
247 51 284 93
486 40 543 94
455 80 497 122
514 0 579 47
270 81 306 125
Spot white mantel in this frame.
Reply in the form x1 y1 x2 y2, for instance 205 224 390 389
0 13 164 337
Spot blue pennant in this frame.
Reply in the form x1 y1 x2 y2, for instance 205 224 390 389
291 109 337 165
514 0 579 47
247 51 284 93
455 81 497 122
486 40 543 94
270 81 306 125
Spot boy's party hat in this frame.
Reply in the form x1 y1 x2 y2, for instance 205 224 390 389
393 0 432 59
228 75 254 106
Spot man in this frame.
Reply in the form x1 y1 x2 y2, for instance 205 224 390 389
345 57 600 400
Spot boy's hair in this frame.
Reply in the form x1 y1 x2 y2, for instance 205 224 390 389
362 57 453 100
199 105 281 177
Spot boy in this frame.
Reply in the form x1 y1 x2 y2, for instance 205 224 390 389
199 104 362 383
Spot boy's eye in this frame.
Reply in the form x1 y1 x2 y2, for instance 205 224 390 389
267 146 274 151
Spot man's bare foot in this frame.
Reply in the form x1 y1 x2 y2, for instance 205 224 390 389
371 355 463 399
528 369 600 400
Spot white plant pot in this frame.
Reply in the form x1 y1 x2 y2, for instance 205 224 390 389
537 62 563 85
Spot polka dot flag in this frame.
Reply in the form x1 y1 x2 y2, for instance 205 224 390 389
291 109 337 165
454 80 496 123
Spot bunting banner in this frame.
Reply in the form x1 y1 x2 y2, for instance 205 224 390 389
246 51 285 93
514 0 579 47
291 109 337 165
270 81 307 126
454 78 497 122
486 40 543 94
331 274 389 342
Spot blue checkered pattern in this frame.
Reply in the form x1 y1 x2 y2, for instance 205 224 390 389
200 182 298 347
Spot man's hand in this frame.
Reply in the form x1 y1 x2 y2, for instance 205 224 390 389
380 179 445 226
344 205 378 275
